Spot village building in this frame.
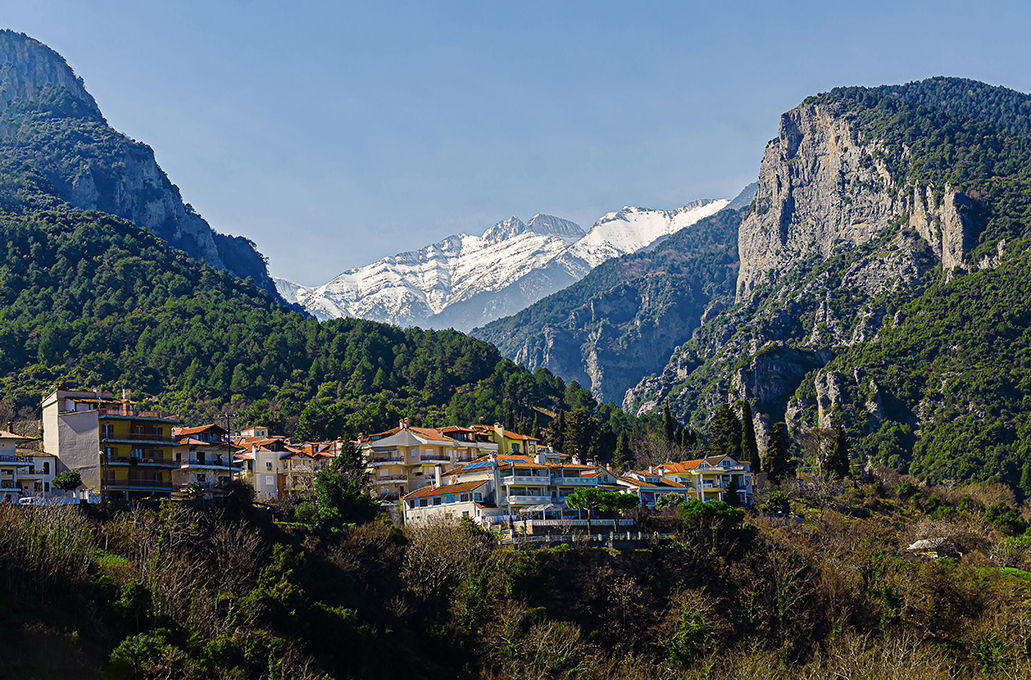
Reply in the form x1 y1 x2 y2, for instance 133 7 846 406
41 386 179 502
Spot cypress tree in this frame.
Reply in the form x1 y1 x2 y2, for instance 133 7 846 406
824 416 852 479
1019 460 1031 502
663 402 676 444
505 405 516 433
740 400 759 463
531 413 540 440
708 403 742 459
613 429 633 471
554 409 566 454
764 422 793 485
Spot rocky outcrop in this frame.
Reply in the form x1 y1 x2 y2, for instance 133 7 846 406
736 102 898 301
730 343 831 437
0 30 99 117
907 184 973 272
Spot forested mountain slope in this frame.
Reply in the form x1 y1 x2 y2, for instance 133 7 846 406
0 30 279 297
0 162 628 441
625 77 1031 488
473 205 745 404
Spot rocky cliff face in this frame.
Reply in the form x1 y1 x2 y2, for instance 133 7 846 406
736 102 898 301
624 94 982 435
0 30 280 298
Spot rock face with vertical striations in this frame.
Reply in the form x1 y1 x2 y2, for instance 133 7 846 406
0 30 280 298
622 79 1018 451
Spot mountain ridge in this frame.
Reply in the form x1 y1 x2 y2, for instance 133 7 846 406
278 198 728 331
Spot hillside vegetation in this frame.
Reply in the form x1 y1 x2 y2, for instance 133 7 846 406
3 474 1031 679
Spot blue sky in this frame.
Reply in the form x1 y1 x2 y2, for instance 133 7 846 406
7 1 1031 285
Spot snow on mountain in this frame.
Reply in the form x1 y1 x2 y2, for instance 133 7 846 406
275 198 729 331
566 198 730 268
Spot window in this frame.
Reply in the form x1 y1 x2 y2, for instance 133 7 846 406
433 497 442 505
42 462 49 474
473 493 482 501
446 495 457 504
175 452 182 463
265 461 273 471
460 494 469 502
102 424 114 438
420 499 428 507
264 475 273 485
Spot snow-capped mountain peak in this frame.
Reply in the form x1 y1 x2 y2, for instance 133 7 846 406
276 197 730 331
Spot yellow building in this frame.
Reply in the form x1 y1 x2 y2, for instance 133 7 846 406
470 423 540 456
656 455 754 505
41 387 179 502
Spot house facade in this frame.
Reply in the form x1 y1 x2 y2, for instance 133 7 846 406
171 424 243 498
655 455 755 506
41 387 179 502
0 429 56 503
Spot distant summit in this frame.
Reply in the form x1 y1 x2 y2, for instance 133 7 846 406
0 30 280 298
277 199 728 331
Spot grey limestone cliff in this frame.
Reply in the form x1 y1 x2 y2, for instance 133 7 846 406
624 95 980 435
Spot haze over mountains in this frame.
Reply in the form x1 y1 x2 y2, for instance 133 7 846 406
276 198 729 331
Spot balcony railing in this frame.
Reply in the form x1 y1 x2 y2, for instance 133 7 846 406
551 476 593 486
97 407 179 421
417 455 452 463
371 475 407 484
104 479 173 490
504 494 551 504
502 474 547 485
104 455 177 468
101 431 176 444
369 457 403 465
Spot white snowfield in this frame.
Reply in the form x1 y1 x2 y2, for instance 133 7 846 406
276 198 729 331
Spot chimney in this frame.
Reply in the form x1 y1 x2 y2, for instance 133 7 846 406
648 465 654 474
535 450 546 465
434 464 442 487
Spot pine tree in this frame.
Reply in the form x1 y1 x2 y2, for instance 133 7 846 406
763 422 794 485
824 416 852 479
663 402 676 444
708 403 742 459
740 400 759 463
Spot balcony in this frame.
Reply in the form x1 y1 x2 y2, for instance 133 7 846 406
369 457 403 466
551 476 593 486
104 455 178 469
179 460 243 471
371 475 407 484
417 455 452 463
101 431 176 444
502 475 547 485
105 479 173 490
504 494 551 505
97 407 179 421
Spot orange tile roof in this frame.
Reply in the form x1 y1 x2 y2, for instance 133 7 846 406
470 424 540 442
174 424 226 437
403 480 488 500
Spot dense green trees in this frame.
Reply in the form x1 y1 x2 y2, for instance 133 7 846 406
707 404 742 459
